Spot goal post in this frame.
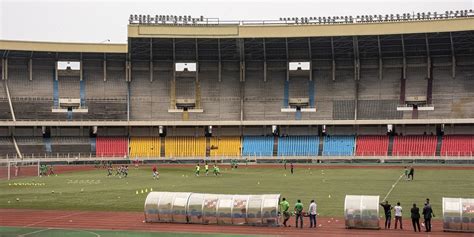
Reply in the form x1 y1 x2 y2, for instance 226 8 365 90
0 159 40 180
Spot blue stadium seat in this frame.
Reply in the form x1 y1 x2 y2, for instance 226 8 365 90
242 136 273 156
322 135 355 156
277 136 319 156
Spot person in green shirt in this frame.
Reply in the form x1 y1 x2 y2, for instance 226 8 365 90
205 163 209 176
404 166 409 180
280 197 290 227
213 164 221 176
294 199 304 228
195 164 200 176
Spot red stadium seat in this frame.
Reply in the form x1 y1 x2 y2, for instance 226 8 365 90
392 135 437 156
96 137 128 157
441 135 474 156
355 135 389 156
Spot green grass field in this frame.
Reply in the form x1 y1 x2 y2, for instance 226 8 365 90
1 165 473 218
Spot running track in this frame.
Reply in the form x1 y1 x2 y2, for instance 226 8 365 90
1 209 472 237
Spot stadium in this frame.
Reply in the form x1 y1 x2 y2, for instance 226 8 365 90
1 6 474 237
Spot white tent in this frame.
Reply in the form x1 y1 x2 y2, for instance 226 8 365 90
344 195 380 229
443 197 474 232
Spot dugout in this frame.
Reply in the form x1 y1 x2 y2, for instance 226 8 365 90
144 192 280 226
344 195 380 229
443 197 474 232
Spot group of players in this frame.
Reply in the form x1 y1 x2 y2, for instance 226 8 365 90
106 165 129 178
39 164 55 176
195 163 221 176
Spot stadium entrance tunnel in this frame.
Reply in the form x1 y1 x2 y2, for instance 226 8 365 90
144 192 280 226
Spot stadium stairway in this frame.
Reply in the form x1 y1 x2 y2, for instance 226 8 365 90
387 135 394 156
273 136 278 156
206 137 211 157
90 137 96 154
53 74 59 107
80 79 86 107
43 137 52 153
436 134 443 156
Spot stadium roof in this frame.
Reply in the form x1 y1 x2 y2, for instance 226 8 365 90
128 17 474 38
0 17 473 54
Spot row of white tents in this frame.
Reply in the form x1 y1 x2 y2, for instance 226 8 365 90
144 192 474 233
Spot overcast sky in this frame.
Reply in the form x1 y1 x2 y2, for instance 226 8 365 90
0 0 472 43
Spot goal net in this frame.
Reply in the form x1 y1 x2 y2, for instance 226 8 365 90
0 159 40 180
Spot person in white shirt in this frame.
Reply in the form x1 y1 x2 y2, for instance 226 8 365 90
308 200 317 228
394 202 403 229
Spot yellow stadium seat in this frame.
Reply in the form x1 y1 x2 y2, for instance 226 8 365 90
210 137 241 157
165 136 206 157
130 137 161 158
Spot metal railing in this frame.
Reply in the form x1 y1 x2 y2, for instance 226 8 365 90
129 10 474 26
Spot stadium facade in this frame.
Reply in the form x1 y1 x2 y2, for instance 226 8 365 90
0 11 473 160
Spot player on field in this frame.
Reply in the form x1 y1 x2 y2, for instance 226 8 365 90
152 165 159 180
107 165 113 177
205 163 209 176
115 166 122 176
195 163 201 176
408 166 414 180
48 165 55 176
213 164 221 176
123 165 129 177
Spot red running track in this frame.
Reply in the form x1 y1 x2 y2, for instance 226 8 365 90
1 209 472 237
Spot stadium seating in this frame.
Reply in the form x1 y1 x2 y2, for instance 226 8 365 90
15 137 45 157
277 136 319 156
129 137 161 158
165 137 206 157
0 137 17 157
322 135 355 156
50 137 92 156
242 136 273 156
210 137 241 157
355 136 389 156
96 137 128 157
441 135 474 156
392 135 437 156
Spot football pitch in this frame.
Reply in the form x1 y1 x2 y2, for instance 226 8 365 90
1 165 473 218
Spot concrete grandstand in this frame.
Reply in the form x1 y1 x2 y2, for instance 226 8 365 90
0 11 474 162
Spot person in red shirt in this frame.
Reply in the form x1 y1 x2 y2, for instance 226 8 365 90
152 165 159 180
